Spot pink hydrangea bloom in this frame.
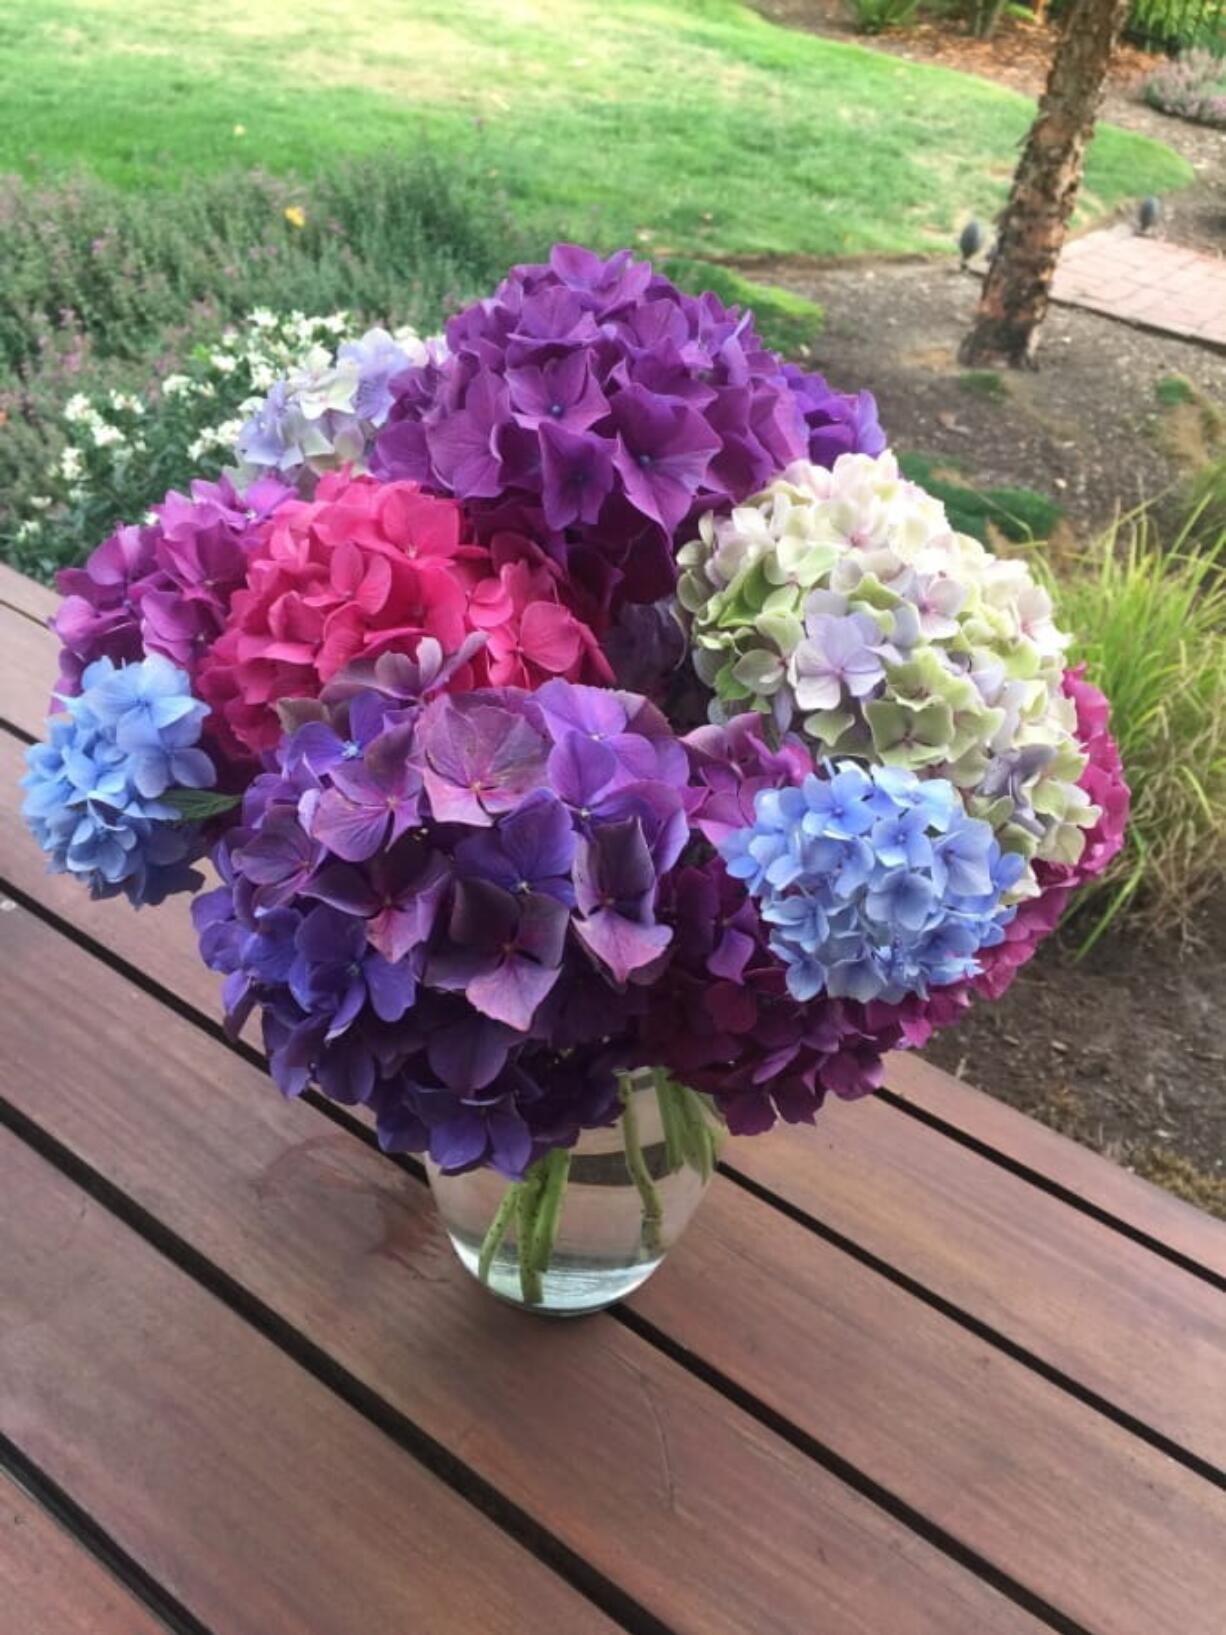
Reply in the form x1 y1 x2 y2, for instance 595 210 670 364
466 535 613 690
196 473 484 759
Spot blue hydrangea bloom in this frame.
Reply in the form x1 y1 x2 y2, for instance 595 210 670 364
21 655 216 906
720 762 1025 1005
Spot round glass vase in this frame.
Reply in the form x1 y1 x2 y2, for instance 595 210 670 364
426 1071 723 1316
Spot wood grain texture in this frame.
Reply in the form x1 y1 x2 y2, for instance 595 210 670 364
0 903 1041 1635
886 1053 1226 1282
634 1182 1226 1635
3 586 1221 1282
0 563 56 624
3 717 1223 1473
0 1470 168 1635
725 1094 1226 1469
0 1131 620 1635
0 602 56 737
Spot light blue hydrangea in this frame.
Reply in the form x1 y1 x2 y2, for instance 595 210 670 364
21 655 216 906
719 762 1025 1005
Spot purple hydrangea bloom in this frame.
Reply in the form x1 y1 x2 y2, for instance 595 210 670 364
193 673 699 1177
53 474 290 697
373 244 884 638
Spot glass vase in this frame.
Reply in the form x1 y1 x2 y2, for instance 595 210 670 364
426 1070 723 1316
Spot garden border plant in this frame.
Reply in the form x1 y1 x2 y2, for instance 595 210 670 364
1143 48 1226 129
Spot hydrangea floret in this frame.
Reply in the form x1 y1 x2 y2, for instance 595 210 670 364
677 451 1098 881
21 655 218 906
720 763 1025 1005
372 244 885 628
194 676 692 1176
235 324 436 492
194 471 611 760
20 243 1129 1294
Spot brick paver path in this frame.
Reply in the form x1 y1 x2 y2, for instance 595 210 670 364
1051 226 1226 347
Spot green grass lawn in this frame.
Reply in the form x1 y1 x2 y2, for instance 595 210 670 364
3 0 1192 260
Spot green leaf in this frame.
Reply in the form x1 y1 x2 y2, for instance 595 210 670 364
165 788 242 821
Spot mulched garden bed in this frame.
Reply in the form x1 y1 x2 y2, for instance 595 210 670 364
924 891 1226 1218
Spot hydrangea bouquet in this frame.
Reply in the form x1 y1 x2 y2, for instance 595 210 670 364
23 246 1128 1314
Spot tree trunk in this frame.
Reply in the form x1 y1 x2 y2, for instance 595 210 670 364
959 0 1129 368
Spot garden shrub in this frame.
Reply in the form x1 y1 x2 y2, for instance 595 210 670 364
0 150 521 377
1143 48 1226 129
843 0 921 34
0 150 526 572
897 452 1063 544
0 312 385 580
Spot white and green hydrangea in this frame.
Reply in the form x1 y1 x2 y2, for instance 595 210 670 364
231 322 439 491
676 451 1097 881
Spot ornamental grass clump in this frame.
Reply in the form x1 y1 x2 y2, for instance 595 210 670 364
1043 507 1226 938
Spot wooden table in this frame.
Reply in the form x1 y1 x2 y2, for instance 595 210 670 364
2 559 1224 1635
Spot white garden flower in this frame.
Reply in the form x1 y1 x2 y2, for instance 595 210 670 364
91 422 125 450
58 446 83 480
161 374 194 399
64 393 94 424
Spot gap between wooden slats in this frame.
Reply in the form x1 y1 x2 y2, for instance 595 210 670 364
0 1461 182 1635
7 909 1225 1635
7 585 1226 1621
0 1131 629 1635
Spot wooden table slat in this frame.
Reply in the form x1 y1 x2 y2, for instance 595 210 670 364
886 1053 1226 1284
0 602 57 737
5 566 1225 1635
632 1185 1226 1635
0 1130 623 1635
0 901 1042 1635
0 563 56 624
4 586 1222 1275
726 1096 1226 1471
0 1468 169 1635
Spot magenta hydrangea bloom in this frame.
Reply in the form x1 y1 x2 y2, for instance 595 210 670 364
53 475 290 697
373 244 884 635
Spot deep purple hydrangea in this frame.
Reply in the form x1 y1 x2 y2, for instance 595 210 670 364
53 474 291 697
193 672 697 1176
373 244 884 637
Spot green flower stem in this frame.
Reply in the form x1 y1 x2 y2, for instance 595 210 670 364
530 1146 572 1278
516 1166 547 1306
620 1076 664 1258
657 1074 721 1182
477 1181 521 1287
655 1069 688 1174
